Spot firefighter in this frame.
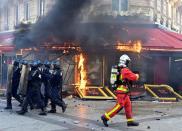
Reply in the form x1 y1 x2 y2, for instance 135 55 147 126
48 61 67 113
5 60 23 109
101 54 139 127
17 60 46 115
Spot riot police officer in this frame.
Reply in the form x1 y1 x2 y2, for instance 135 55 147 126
5 60 23 109
48 61 67 113
17 60 46 115
41 60 52 107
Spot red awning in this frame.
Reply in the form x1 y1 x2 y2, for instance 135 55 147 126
161 30 182 41
0 31 15 52
126 26 182 52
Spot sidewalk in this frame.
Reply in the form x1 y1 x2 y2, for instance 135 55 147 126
0 97 182 131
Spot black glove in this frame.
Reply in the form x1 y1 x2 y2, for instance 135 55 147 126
133 71 140 74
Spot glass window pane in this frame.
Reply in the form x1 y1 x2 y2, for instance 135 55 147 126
120 0 128 11
112 0 119 11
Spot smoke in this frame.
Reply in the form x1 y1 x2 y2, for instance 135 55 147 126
14 0 125 50
14 0 150 53
14 0 92 49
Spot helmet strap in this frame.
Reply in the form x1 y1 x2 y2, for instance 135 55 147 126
125 60 130 67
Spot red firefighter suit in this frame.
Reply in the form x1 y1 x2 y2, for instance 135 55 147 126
102 67 139 122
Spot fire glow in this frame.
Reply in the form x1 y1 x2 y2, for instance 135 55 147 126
78 53 87 90
116 40 142 53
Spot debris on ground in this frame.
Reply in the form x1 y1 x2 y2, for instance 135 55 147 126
156 118 160 120
73 121 80 124
154 110 164 114
67 95 73 99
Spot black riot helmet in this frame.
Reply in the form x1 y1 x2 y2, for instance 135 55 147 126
20 60 28 65
44 60 51 68
37 60 42 67
13 59 20 67
52 60 61 69
31 60 39 68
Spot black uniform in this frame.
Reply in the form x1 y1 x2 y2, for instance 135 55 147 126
5 62 22 109
17 65 46 115
41 64 51 107
49 66 66 113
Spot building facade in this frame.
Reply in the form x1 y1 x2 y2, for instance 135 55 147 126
0 0 56 31
88 0 182 33
0 0 182 33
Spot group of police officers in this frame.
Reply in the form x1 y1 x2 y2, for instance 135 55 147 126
4 59 67 116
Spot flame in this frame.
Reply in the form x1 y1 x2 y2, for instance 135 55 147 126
116 40 142 53
78 53 87 90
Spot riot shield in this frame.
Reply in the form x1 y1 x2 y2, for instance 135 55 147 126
6 64 14 94
17 65 30 96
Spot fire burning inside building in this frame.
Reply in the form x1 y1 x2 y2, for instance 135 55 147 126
77 53 87 90
116 40 142 53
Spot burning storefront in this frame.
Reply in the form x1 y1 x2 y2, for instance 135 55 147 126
13 23 182 99
10 0 182 99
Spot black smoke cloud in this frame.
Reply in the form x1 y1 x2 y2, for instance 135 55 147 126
14 0 149 51
14 0 91 48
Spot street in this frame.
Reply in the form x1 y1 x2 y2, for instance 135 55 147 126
1 97 182 131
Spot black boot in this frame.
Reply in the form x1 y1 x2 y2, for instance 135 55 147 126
57 100 67 113
48 109 56 113
16 110 27 115
127 121 139 126
30 105 34 110
39 111 47 115
62 104 67 113
39 108 47 116
49 102 56 113
101 116 109 127
12 92 23 104
4 93 12 110
4 106 12 110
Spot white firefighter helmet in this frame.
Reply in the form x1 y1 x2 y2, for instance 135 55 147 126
118 54 131 67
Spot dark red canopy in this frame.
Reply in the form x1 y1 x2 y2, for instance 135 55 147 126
126 26 182 51
0 31 15 52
